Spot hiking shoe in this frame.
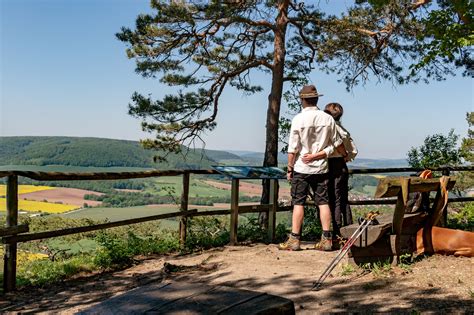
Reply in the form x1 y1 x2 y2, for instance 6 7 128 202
314 235 333 251
331 236 346 250
278 234 301 251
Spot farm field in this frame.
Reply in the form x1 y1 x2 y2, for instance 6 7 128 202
146 176 292 199
61 204 182 221
201 179 291 198
0 185 102 214
0 175 378 216
62 203 237 220
147 176 233 198
0 198 79 214
0 184 54 196
19 187 103 207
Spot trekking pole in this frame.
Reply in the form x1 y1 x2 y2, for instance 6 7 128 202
312 211 379 291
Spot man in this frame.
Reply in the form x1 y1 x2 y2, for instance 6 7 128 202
309 103 358 238
278 85 346 251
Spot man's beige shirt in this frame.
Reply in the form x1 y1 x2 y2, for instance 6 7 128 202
288 106 342 174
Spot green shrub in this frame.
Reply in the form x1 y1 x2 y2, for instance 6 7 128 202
238 216 266 242
16 255 96 287
447 202 474 231
94 232 135 268
301 206 323 241
185 216 229 250
275 223 289 243
94 231 179 269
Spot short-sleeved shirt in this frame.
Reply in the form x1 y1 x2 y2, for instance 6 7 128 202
288 106 342 174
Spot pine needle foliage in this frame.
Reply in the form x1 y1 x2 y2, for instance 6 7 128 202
118 0 472 161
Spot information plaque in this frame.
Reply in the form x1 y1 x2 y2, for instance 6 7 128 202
212 166 286 179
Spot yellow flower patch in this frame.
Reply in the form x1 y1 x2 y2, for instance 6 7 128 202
0 184 55 196
0 247 48 264
0 198 80 213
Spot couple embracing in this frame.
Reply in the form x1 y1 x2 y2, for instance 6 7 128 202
279 84 358 251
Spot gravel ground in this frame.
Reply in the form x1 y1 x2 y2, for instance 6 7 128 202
1 243 473 314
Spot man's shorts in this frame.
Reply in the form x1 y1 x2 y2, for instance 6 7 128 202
290 171 329 206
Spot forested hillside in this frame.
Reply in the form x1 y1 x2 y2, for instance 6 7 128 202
0 136 408 169
0 136 218 169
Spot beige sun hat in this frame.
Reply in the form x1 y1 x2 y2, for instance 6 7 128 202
299 85 323 98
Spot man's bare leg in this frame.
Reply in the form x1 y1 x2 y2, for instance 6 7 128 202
292 205 305 234
318 204 332 231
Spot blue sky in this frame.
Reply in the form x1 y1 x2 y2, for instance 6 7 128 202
1 0 472 159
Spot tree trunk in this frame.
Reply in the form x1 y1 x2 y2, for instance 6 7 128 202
259 0 289 227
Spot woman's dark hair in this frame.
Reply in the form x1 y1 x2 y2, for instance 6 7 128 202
324 103 344 121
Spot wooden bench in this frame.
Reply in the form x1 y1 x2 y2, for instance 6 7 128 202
340 176 455 264
81 281 295 314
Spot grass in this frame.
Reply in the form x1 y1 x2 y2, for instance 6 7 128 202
398 253 413 272
62 205 181 220
362 261 392 278
340 263 356 276
0 198 80 213
15 255 96 287
144 176 265 199
0 247 49 273
362 185 377 196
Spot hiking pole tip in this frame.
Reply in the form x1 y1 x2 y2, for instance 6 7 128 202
311 282 322 291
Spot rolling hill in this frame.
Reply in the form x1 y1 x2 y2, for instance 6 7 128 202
0 136 216 169
0 136 408 170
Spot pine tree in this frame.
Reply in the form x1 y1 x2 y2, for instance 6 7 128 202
117 0 472 223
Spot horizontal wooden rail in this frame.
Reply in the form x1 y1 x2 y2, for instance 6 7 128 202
3 210 197 244
349 166 473 175
349 199 397 205
445 197 474 203
0 169 218 181
0 166 472 181
316 196 474 206
7 196 471 244
1 166 472 292
188 205 294 217
2 205 295 244
0 224 29 237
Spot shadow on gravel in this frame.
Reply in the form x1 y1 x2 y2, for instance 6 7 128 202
1 254 472 314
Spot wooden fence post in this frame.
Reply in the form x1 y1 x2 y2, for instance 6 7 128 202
441 169 450 227
229 179 239 245
179 172 190 248
267 179 278 243
3 175 18 292
391 177 410 261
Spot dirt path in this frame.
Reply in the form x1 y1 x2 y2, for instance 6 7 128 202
1 244 473 313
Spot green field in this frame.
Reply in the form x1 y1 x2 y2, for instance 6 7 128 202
147 176 234 198
62 205 180 221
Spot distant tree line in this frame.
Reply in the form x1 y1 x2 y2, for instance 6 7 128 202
85 191 260 207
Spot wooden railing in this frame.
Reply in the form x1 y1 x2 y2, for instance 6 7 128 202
1 166 473 292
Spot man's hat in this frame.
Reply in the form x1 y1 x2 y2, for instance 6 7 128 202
299 85 323 99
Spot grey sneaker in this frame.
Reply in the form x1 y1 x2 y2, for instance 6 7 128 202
278 234 301 251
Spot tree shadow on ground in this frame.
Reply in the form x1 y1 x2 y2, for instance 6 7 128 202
1 250 473 313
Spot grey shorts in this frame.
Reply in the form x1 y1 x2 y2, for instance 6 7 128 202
290 172 329 206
